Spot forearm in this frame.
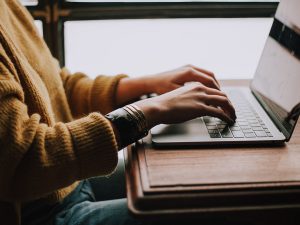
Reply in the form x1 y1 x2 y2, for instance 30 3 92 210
60 68 128 116
115 76 153 107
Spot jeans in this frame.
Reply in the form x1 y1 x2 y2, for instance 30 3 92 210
22 157 143 225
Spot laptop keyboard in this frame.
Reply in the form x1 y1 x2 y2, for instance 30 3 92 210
203 92 273 138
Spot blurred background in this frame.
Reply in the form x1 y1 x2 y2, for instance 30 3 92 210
22 0 278 80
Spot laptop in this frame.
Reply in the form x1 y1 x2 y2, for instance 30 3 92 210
151 0 300 147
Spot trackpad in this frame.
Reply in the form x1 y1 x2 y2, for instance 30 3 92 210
151 118 209 144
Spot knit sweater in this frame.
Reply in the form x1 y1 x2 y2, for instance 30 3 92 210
0 0 128 224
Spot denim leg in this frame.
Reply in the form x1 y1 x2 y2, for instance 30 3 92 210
22 156 140 225
53 156 145 225
22 181 89 225
88 156 126 201
54 176 143 225
55 198 142 225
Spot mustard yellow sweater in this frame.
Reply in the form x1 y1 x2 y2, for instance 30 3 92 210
0 0 127 224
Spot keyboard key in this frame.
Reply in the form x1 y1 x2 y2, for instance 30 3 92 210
240 125 252 130
206 125 217 130
209 133 221 138
232 131 244 138
206 122 217 126
238 121 249 126
208 129 219 134
236 118 247 122
255 131 267 137
244 132 256 138
245 116 257 120
252 127 264 131
266 132 273 137
250 123 261 127
249 119 258 123
217 124 227 129
230 126 241 131
220 128 233 138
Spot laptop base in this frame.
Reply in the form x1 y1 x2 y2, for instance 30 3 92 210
151 87 286 147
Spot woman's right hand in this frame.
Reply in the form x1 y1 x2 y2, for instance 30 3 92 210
134 82 236 129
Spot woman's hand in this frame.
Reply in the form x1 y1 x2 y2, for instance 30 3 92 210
134 82 236 129
143 64 220 95
116 65 220 106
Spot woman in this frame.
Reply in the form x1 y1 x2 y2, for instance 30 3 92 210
0 0 236 224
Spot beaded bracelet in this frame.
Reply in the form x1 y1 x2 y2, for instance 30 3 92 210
105 104 148 148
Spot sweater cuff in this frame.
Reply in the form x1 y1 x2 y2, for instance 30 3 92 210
66 113 118 179
90 74 128 114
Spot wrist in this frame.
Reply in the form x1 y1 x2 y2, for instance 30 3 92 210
134 98 162 129
140 75 155 94
116 77 153 106
105 105 149 148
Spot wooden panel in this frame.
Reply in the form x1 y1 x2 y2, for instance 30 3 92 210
145 136 300 187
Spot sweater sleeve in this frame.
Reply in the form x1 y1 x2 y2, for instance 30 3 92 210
60 68 128 117
0 63 119 202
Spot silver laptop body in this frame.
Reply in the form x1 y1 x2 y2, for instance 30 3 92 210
151 0 300 147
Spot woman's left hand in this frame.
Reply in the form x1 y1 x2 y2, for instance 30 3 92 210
116 64 220 106
143 64 220 95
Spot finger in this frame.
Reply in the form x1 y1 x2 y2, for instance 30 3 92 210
201 104 234 125
202 86 227 97
187 65 220 87
190 68 220 90
203 95 236 120
203 87 235 113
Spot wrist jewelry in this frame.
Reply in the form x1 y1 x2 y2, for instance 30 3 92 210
105 104 148 148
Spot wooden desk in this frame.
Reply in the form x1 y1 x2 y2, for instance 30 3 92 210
125 80 300 224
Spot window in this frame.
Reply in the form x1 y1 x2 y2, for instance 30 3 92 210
24 0 279 79
21 0 38 6
65 18 272 79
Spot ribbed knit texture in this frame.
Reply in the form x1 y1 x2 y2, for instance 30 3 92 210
0 0 127 224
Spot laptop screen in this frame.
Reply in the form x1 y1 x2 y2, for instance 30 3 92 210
250 0 300 140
